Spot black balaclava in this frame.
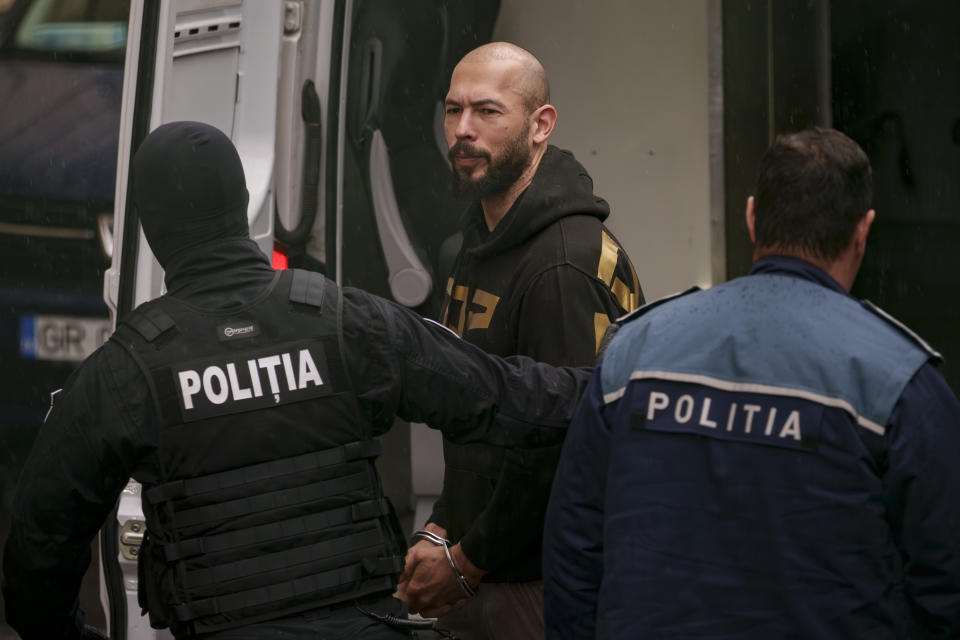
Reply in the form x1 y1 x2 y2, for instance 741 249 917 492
131 121 249 268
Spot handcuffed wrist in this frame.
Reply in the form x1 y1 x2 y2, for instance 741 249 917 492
411 529 477 598
412 529 449 547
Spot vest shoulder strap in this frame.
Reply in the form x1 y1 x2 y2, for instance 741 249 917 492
120 302 177 343
289 268 327 308
109 323 164 422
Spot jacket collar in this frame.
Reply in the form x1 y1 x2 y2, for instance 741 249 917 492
749 255 848 295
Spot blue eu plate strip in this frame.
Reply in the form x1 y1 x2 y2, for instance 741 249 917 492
20 315 37 358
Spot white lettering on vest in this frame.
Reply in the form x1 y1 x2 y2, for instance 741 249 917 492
281 353 298 390
177 348 326 411
203 366 229 405
298 348 324 388
179 370 202 409
258 355 282 394
247 360 263 397
226 363 252 400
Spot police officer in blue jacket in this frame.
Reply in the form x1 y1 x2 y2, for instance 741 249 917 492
542 127 960 639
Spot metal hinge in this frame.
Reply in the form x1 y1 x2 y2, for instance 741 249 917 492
119 518 146 560
284 1 303 35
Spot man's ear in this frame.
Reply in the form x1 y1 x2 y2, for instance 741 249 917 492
530 104 557 143
854 209 876 255
745 196 757 244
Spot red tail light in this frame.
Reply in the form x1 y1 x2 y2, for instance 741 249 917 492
272 242 289 270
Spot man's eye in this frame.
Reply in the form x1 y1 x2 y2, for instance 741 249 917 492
480 108 498 115
445 107 461 115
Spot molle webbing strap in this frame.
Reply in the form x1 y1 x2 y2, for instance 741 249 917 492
185 575 397 637
195 577 397 637
123 304 176 342
162 498 392 562
289 268 326 308
180 527 387 590
171 556 405 623
172 470 374 529
145 439 382 504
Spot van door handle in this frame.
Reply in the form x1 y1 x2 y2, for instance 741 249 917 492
368 129 432 307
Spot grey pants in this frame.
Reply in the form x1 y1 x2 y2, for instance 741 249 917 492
434 580 544 640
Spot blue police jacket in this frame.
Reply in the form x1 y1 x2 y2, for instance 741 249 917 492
543 256 960 639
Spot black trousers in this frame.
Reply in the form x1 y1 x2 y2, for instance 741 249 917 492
202 593 413 639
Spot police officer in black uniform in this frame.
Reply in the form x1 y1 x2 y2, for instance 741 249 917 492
1 121 587 640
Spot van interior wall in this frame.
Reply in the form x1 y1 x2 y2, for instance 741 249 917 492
724 0 960 394
492 0 716 301
833 1 960 393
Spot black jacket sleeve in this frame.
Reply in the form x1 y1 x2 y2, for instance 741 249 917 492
2 343 156 640
338 286 589 448
883 363 960 636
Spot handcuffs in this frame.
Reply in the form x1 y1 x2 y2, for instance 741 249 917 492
412 529 477 598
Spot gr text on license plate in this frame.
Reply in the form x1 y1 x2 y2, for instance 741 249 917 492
20 314 112 362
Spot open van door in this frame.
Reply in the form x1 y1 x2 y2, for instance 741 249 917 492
103 2 333 637
104 2 496 636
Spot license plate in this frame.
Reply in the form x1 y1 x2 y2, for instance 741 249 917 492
20 314 112 362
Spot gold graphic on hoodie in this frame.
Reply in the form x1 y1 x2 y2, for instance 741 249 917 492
443 279 501 335
597 230 641 312
594 313 612 355
596 230 641 350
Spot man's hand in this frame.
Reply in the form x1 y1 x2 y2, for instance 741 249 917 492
396 525 486 617
449 542 486 589
397 535 465 617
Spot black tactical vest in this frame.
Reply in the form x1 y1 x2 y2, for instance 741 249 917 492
111 269 405 638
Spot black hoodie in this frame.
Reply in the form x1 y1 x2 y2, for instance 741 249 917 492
431 145 644 582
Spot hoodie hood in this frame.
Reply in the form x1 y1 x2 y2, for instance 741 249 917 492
462 145 609 258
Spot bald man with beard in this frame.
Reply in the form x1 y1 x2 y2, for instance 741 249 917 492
397 43 643 639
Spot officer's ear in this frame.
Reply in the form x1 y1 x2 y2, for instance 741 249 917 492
853 208 876 257
745 196 757 244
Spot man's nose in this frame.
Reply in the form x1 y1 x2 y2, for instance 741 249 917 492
454 112 476 140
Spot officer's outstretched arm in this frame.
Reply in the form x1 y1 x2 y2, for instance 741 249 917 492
341 289 589 447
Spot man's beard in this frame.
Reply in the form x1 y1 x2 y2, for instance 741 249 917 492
448 132 531 199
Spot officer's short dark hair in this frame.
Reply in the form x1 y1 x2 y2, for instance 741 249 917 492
754 127 872 261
